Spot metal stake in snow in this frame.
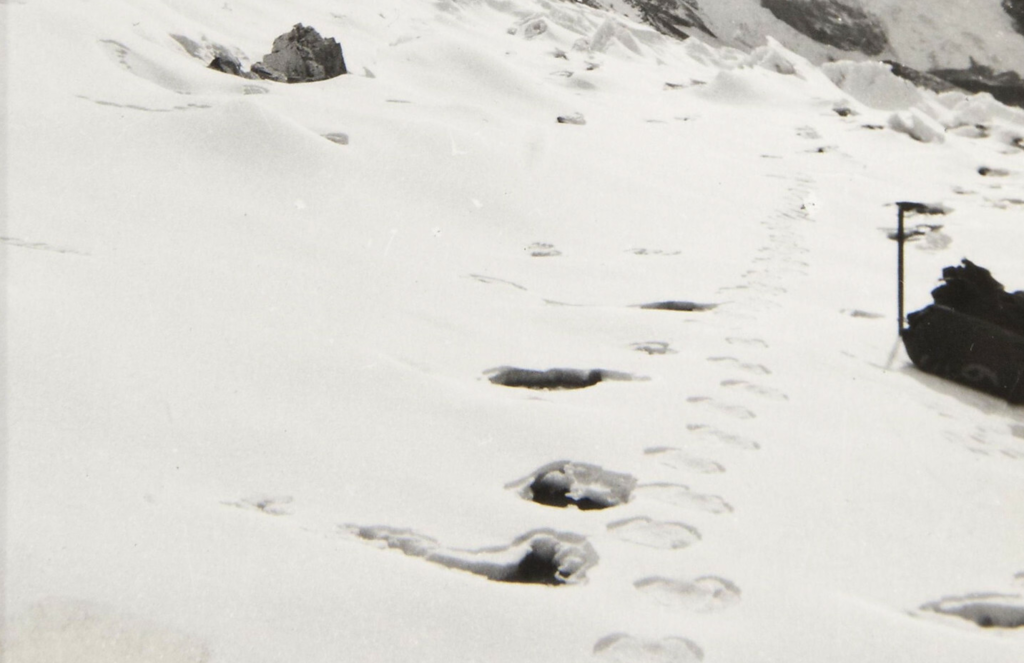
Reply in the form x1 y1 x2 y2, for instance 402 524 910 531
895 201 928 335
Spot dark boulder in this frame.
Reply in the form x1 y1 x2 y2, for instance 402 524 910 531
259 24 347 83
760 0 889 55
208 54 252 78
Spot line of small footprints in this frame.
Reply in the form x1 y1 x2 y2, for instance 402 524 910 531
599 175 816 660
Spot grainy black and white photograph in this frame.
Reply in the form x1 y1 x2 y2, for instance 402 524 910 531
3 1 1024 661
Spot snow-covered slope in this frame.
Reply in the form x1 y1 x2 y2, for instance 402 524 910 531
5 1 1024 662
597 0 1024 71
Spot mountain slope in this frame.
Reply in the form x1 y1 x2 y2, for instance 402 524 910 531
596 0 1024 71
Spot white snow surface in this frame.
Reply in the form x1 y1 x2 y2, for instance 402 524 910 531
4 0 1024 662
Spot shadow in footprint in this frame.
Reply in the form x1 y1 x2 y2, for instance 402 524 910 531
593 633 704 662
486 367 638 390
632 341 677 355
348 526 598 585
639 301 717 312
921 593 1024 628
508 461 637 510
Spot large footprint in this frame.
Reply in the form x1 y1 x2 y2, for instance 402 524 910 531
593 633 704 662
634 576 741 612
607 517 702 550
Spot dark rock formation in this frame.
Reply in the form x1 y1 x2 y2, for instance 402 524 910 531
929 61 1024 109
1004 0 1024 36
760 0 889 55
883 60 960 94
208 54 251 78
626 0 716 40
259 24 347 83
250 62 286 82
930 259 1024 337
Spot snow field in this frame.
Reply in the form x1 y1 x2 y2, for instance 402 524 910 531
5 1 1024 662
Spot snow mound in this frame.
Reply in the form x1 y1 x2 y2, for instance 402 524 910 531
822 60 930 111
888 109 945 143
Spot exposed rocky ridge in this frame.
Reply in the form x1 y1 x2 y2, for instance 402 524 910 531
882 61 960 94
624 0 716 39
1005 0 1024 36
930 62 1024 109
759 0 888 55
882 59 1024 110
583 0 1023 78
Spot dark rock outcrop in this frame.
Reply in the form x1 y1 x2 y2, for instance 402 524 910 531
760 0 889 55
1004 0 1024 36
627 0 716 40
929 61 1024 109
259 24 347 83
208 54 251 78
883 60 960 94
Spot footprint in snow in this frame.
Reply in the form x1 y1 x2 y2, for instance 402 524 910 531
726 337 769 349
607 516 702 550
222 494 294 516
486 366 640 390
323 133 349 145
720 379 789 401
920 593 1024 629
634 483 732 514
686 423 761 450
467 273 529 291
347 525 598 585
593 633 704 662
526 242 562 257
634 576 741 612
507 461 636 510
632 341 677 356
686 396 757 420
707 356 771 375
644 447 725 474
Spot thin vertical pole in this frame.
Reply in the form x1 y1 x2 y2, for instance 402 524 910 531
897 204 905 335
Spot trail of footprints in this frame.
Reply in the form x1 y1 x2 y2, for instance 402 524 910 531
345 173 808 661
223 175 816 661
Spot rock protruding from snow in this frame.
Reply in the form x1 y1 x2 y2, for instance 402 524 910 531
629 0 716 40
929 62 1024 110
760 0 889 56
259 24 347 83
208 54 249 78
